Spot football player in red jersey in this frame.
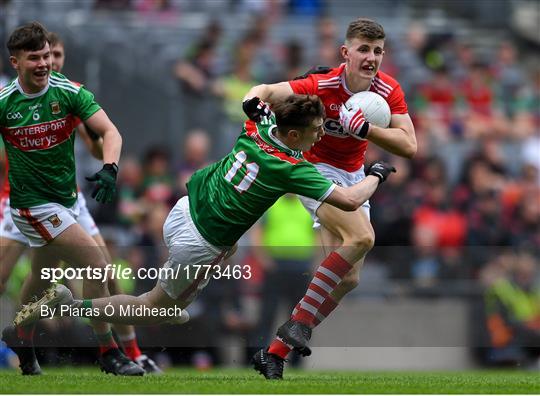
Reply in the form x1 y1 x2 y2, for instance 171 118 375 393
244 18 417 379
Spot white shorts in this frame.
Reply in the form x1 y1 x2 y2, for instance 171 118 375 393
75 192 100 237
1 193 100 246
298 163 370 228
159 196 227 302
0 196 27 244
10 202 80 247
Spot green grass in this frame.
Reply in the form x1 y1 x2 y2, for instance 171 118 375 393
0 367 538 394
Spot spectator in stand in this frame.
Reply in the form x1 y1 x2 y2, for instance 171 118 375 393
476 136 510 176
491 41 525 117
425 155 448 183
482 252 540 367
132 203 170 296
507 190 540 250
314 15 341 67
417 65 456 117
453 155 505 213
213 36 260 153
116 156 145 227
516 69 540 182
378 41 400 77
516 68 540 121
415 65 459 139
393 22 431 95
282 40 305 82
173 39 220 131
450 41 476 83
370 156 416 279
141 146 175 208
411 180 468 287
244 14 283 83
175 129 211 197
460 61 493 113
501 162 539 218
182 19 224 70
460 62 510 139
466 189 509 247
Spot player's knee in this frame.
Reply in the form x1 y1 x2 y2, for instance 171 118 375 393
344 233 374 254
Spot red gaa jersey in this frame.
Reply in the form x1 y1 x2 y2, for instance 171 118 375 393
289 63 408 172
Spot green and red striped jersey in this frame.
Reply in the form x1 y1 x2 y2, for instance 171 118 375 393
0 72 101 208
187 114 334 247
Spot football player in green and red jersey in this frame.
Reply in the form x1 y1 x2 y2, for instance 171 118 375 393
0 22 143 376
13 95 395 368
0 31 160 374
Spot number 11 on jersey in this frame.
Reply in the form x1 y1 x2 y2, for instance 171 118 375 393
224 151 260 193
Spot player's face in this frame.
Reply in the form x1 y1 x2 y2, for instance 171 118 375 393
10 42 51 93
341 37 384 79
51 44 65 72
298 118 325 152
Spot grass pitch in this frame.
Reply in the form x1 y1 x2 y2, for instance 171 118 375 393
0 367 538 394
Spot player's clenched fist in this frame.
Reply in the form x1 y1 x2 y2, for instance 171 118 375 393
339 104 370 140
366 161 396 184
242 97 272 122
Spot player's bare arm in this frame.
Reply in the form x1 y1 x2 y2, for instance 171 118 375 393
243 82 294 104
84 109 122 165
77 123 103 160
324 176 379 211
366 113 416 158
324 161 395 211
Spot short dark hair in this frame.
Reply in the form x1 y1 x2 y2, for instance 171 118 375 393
345 18 385 43
48 32 64 48
7 21 49 55
273 95 325 134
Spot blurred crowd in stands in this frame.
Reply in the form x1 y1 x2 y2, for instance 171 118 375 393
0 2 538 369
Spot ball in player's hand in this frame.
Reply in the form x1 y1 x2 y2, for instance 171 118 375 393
343 91 391 128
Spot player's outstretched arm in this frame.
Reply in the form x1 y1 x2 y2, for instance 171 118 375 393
243 82 294 107
324 161 396 211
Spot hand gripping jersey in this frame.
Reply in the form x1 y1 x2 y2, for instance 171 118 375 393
187 115 335 247
289 63 408 172
0 72 101 208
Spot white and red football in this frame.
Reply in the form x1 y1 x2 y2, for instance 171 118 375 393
343 91 391 128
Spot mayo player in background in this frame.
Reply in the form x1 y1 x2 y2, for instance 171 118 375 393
0 31 161 374
242 18 416 379
0 22 143 376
